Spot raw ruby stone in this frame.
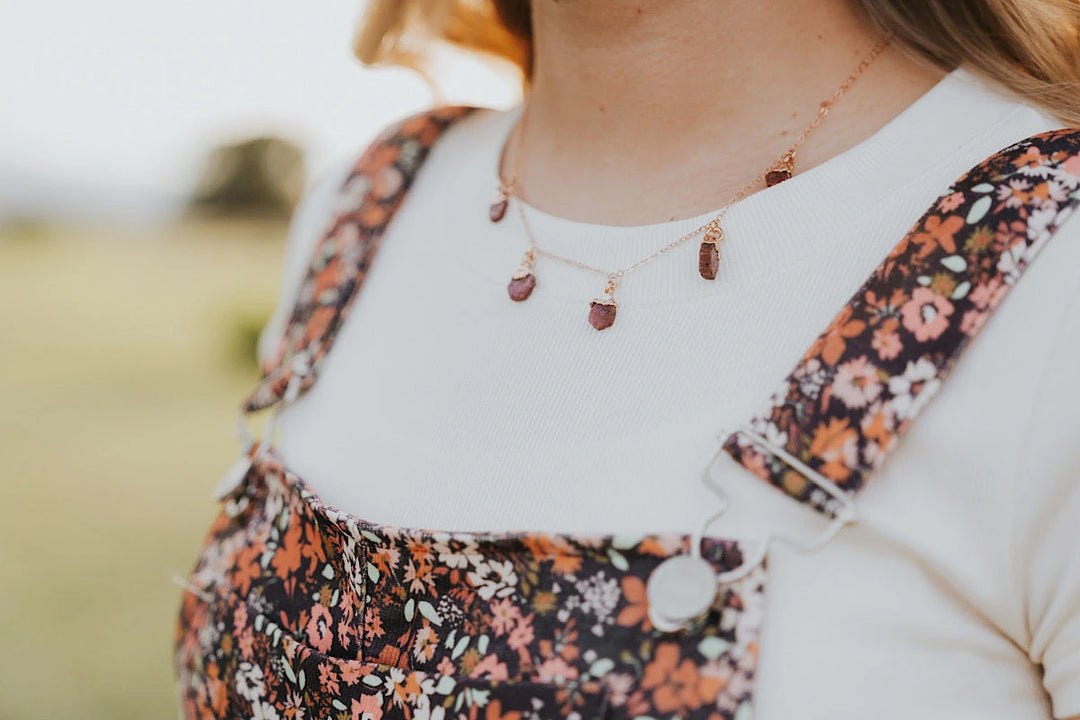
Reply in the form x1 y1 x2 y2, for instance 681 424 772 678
588 301 617 330
507 273 536 301
765 168 793 187
489 198 509 222
698 240 720 280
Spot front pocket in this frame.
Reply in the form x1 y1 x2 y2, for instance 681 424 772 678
175 583 610 720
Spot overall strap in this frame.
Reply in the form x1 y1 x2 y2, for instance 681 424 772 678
241 106 478 414
723 128 1080 517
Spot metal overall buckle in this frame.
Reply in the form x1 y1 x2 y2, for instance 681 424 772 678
211 351 312 506
646 425 858 633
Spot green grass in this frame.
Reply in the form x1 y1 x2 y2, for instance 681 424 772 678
0 219 288 720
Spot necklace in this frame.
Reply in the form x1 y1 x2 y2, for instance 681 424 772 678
492 36 891 331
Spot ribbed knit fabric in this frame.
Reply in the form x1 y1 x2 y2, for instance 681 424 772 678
258 67 1080 719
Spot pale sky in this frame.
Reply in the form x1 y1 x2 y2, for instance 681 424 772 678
0 0 519 219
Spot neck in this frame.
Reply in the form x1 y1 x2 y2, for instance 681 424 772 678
510 0 945 224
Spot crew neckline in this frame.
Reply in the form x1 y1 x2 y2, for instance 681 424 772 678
443 65 1051 304
489 67 975 232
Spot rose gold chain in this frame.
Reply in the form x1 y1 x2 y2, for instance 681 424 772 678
503 35 891 283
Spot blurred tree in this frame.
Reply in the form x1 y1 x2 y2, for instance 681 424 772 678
189 136 305 219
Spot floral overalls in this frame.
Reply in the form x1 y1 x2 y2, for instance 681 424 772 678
174 106 1080 720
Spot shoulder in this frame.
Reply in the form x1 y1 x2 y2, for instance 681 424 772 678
298 104 511 215
255 105 513 366
921 66 1080 181
1009 218 1080 716
908 67 1080 337
255 158 351 366
343 105 506 180
277 104 515 263
291 103 511 239
978 112 1080 705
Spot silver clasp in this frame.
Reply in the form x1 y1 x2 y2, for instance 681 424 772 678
694 424 857 583
212 350 311 502
646 424 857 632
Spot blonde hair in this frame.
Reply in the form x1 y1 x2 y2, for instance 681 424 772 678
354 0 1080 125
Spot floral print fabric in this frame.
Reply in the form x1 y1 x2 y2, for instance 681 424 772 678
178 108 765 720
175 451 765 719
723 128 1080 515
241 106 478 414
176 107 1080 720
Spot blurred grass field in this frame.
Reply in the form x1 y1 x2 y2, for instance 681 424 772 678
0 220 288 719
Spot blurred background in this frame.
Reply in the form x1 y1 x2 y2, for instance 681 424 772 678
0 2 518 717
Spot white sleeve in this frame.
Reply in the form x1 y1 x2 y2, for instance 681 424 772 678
256 160 354 368
1015 249 1080 718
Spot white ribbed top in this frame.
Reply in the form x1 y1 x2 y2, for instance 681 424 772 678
256 67 1080 719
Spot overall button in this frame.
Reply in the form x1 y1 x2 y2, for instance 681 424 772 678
646 554 718 632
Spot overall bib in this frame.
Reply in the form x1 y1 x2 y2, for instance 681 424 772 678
174 106 1080 720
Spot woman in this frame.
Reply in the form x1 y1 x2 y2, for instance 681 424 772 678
175 1 1080 718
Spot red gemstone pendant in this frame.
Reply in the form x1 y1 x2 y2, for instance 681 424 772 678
588 275 619 330
765 168 793 187
698 241 719 279
508 250 537 302
766 153 795 188
698 225 724 280
588 299 617 330
508 266 536 301
489 185 510 223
